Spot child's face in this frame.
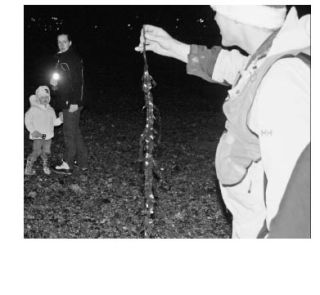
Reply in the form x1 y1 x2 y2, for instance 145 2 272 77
39 96 50 105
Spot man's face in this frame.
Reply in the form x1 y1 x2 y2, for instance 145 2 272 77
57 34 72 53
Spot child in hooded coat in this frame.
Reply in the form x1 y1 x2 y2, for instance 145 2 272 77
25 86 63 175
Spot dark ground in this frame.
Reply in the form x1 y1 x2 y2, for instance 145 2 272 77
24 71 232 238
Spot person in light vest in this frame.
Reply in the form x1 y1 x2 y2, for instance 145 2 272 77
135 5 310 238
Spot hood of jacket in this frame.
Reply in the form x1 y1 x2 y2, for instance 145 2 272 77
29 86 51 110
268 7 310 57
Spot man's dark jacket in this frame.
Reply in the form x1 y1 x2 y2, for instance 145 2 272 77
53 47 84 111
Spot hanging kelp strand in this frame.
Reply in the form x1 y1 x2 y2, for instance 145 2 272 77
139 27 161 238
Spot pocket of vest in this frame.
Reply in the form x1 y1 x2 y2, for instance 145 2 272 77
215 132 251 186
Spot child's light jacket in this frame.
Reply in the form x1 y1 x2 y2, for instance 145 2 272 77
25 94 62 140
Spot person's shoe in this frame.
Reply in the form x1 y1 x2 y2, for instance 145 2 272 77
25 167 36 175
42 156 51 175
52 161 72 175
24 158 36 176
43 166 51 175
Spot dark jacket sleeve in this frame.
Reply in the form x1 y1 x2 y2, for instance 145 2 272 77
186 44 228 85
69 55 84 105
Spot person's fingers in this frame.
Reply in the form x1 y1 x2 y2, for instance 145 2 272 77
134 37 151 51
145 43 158 52
135 31 159 50
135 42 165 55
134 43 155 52
142 25 167 41
143 24 166 38
134 45 143 52
144 32 163 43
135 25 170 54
139 30 145 43
143 24 158 34
135 28 149 49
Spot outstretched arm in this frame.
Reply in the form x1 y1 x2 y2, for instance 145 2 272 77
135 24 190 63
135 24 248 86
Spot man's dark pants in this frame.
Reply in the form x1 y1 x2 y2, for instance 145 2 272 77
62 106 88 169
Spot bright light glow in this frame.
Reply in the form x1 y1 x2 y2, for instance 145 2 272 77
52 73 60 80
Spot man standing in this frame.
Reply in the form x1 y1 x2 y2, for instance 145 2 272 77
50 33 88 175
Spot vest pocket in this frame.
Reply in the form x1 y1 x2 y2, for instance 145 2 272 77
215 132 250 186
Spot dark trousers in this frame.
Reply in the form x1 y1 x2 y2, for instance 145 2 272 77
63 106 88 168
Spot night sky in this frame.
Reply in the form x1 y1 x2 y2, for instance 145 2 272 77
24 5 311 111
24 5 221 53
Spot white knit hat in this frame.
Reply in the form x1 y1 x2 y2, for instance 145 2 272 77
211 5 287 29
